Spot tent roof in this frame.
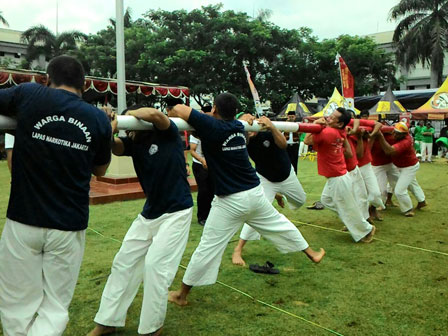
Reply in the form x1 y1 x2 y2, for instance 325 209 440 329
368 86 406 115
0 68 190 99
276 92 312 119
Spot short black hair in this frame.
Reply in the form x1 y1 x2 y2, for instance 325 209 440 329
122 104 145 115
214 92 239 120
347 109 356 118
165 97 184 108
360 109 370 117
202 104 212 113
336 107 351 128
47 55 85 92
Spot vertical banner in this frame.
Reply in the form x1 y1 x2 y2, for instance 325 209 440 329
335 53 355 110
243 63 264 117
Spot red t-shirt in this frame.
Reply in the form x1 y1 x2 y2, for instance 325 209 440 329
391 135 418 168
345 135 358 172
357 137 372 167
371 134 393 166
313 127 347 177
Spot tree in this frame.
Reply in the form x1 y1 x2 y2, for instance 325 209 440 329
389 0 448 87
310 35 398 98
0 11 8 27
21 25 86 68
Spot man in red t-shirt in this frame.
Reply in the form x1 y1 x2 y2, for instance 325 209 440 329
345 129 370 222
304 108 375 243
376 122 426 217
370 129 400 206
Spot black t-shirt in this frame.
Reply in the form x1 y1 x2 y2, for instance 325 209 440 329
247 132 292 182
187 109 259 196
120 121 193 219
0 83 112 231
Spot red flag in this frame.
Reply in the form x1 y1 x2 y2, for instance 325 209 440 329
336 53 355 109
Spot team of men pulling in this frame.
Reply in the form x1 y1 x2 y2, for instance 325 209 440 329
0 56 426 336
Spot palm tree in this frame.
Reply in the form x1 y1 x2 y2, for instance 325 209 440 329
0 11 9 27
389 0 448 87
21 25 86 68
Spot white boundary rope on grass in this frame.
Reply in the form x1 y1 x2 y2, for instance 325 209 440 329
87 227 345 336
291 220 448 257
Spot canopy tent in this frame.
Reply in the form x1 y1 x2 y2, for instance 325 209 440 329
368 86 406 117
276 92 312 120
355 88 437 111
412 77 448 120
0 69 190 103
312 88 360 118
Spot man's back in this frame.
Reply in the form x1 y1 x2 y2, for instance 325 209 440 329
2 83 111 231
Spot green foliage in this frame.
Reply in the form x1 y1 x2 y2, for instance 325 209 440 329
310 35 398 98
21 25 87 67
389 0 448 87
77 6 395 109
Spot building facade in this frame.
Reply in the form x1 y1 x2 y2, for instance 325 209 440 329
367 31 448 90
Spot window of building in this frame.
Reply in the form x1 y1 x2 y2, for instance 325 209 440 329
408 85 415 90
14 53 21 59
0 52 5 57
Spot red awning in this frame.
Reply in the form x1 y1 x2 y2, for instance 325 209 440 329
0 69 189 99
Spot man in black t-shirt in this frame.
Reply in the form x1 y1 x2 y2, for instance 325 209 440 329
88 107 193 336
168 93 325 307
0 55 111 335
232 114 307 266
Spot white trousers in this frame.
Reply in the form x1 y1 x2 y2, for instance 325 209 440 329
94 208 192 334
372 163 400 204
0 219 85 336
240 167 306 241
320 173 373 242
421 142 433 162
299 141 309 156
183 185 309 287
394 163 425 213
348 166 369 220
359 163 385 209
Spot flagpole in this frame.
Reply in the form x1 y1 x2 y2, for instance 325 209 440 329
336 53 344 99
115 0 126 114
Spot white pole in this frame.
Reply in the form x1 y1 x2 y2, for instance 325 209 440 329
115 0 126 114
115 115 300 132
0 115 300 132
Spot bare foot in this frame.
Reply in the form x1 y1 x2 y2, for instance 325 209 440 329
232 249 246 266
86 324 116 336
416 200 427 209
361 225 376 243
404 209 415 217
168 290 188 306
305 248 326 263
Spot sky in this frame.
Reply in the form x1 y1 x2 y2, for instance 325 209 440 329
2 0 400 39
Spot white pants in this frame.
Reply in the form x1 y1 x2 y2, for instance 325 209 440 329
240 167 306 241
359 163 385 209
183 185 309 287
421 142 433 162
372 163 400 204
299 141 309 156
320 173 373 242
94 208 192 334
348 166 369 220
0 219 85 336
394 163 425 213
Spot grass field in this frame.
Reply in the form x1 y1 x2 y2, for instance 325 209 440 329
0 158 447 336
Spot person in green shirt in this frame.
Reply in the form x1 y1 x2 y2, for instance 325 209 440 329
421 121 435 162
413 120 424 154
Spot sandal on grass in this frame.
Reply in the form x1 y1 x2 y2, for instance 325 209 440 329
306 201 324 210
249 261 280 274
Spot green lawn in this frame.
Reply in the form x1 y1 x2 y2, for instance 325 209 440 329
0 159 447 336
